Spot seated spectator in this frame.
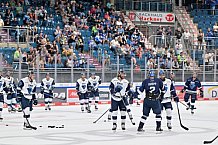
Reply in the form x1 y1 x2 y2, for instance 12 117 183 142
116 18 122 26
110 37 120 55
54 26 62 39
172 57 179 69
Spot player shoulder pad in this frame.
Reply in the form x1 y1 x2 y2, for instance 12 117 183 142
33 79 37 85
96 76 100 80
111 77 118 83
42 78 46 82
123 79 129 84
165 78 171 83
50 78 54 82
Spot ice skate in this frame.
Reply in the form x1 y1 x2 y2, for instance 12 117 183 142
112 123 117 131
121 122 125 130
167 123 172 130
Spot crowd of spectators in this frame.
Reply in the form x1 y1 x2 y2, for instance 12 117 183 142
0 0 198 71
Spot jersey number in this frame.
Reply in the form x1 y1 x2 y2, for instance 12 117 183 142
149 87 155 93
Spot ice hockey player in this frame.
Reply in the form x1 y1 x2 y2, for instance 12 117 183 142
88 73 101 110
4 71 17 112
41 73 55 111
76 73 91 113
0 70 6 121
137 70 165 133
159 70 179 130
109 70 130 131
17 71 38 130
128 82 140 106
181 72 203 114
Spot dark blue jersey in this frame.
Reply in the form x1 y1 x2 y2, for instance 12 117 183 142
184 77 202 92
140 78 164 96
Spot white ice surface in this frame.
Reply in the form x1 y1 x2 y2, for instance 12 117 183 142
0 101 218 145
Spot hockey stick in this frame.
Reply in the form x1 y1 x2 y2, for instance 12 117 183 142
176 102 189 131
179 101 190 110
120 93 136 125
203 136 218 144
22 109 37 130
93 108 110 123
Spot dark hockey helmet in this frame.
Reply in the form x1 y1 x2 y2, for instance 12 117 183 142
159 69 165 76
149 70 155 77
28 71 34 76
91 72 95 76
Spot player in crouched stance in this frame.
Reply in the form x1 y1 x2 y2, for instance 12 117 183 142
128 82 140 106
76 73 91 113
181 72 203 114
41 73 55 111
4 71 17 112
109 70 130 131
159 70 179 130
137 70 165 133
88 73 101 110
17 71 38 130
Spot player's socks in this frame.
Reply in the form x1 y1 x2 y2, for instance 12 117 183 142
0 112 3 121
45 103 48 110
108 109 112 120
86 105 91 113
121 122 125 130
191 105 195 114
186 102 191 110
136 101 140 106
48 104 51 111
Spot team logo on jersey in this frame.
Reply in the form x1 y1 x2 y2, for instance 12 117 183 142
190 82 196 89
27 84 33 94
46 85 50 89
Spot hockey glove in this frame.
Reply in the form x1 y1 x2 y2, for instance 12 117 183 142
17 90 23 98
181 89 185 93
16 96 22 103
173 96 179 102
33 99 38 105
77 92 82 96
115 86 122 93
200 89 204 98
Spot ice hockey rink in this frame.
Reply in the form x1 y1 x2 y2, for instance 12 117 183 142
0 101 218 145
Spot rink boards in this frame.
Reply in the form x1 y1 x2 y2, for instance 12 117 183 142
35 82 218 107
4 82 218 107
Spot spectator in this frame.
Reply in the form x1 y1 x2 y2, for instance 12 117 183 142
166 26 173 46
175 27 183 42
14 47 21 61
183 29 191 49
197 29 204 49
205 28 214 48
172 57 179 69
0 15 4 27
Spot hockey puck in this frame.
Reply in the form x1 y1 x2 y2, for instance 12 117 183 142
104 120 106 122
39 126 42 128
132 123 136 125
5 124 8 126
48 126 55 128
